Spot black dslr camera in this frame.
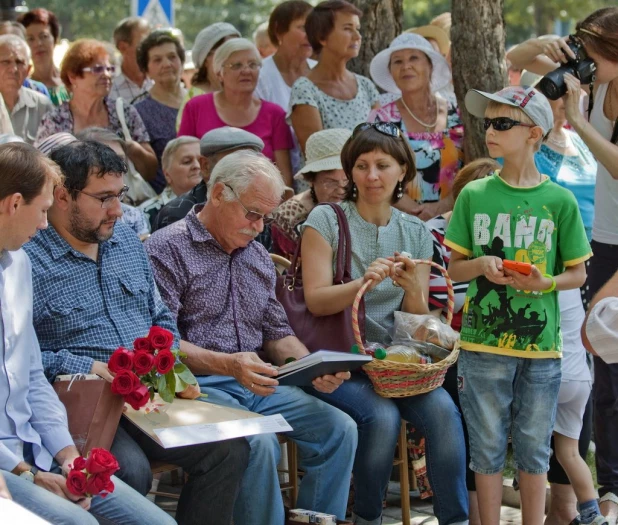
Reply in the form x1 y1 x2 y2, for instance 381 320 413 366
538 36 596 100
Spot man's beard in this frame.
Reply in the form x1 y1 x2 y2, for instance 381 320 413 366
68 206 116 244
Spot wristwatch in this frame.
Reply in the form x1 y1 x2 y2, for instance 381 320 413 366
19 465 39 483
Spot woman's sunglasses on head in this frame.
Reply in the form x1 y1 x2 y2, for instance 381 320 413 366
353 122 403 139
483 117 535 131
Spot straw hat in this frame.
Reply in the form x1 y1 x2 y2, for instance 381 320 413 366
369 33 451 95
405 25 450 56
294 129 351 181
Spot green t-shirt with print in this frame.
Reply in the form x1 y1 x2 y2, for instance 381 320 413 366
444 171 592 358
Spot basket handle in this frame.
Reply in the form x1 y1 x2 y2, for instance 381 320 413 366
352 259 455 354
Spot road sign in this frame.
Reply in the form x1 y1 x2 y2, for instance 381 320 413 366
132 0 174 28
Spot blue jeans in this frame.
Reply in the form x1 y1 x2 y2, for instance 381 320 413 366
197 375 357 525
1 468 175 525
309 373 468 525
458 350 561 475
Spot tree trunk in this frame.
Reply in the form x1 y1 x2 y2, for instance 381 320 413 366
347 0 403 79
451 0 506 161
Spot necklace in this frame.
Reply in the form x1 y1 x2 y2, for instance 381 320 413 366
400 96 438 132
546 130 571 149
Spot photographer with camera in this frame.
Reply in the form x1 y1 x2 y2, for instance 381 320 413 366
508 8 618 524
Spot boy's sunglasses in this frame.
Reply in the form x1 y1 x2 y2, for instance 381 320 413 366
483 117 535 131
353 122 403 139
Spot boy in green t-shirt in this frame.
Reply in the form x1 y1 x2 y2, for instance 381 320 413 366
444 86 592 525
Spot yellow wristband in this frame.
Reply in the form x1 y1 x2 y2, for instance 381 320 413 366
542 274 556 294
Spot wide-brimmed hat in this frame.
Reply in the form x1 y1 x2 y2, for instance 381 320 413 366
294 129 351 181
406 25 450 56
369 33 451 95
465 86 554 135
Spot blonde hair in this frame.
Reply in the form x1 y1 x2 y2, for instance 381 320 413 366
452 158 500 202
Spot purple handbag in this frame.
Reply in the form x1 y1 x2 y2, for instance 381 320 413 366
276 203 366 353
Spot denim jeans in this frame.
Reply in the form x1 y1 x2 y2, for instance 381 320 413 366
197 375 358 525
458 350 561 475
1 467 175 525
309 372 469 525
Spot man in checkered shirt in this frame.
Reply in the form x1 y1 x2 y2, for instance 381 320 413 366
24 140 249 525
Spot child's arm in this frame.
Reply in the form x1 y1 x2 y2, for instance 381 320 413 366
448 250 514 286
503 262 586 292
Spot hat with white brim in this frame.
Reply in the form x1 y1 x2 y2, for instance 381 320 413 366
370 33 451 96
294 128 351 181
465 86 554 135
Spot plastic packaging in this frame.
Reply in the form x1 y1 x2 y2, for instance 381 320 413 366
393 312 459 351
384 345 431 364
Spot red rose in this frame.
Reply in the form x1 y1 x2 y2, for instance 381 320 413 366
133 351 155 375
133 337 153 353
148 326 174 350
85 448 119 476
125 384 150 410
155 350 175 375
85 472 115 497
66 469 88 497
108 347 134 373
72 457 87 471
111 370 141 396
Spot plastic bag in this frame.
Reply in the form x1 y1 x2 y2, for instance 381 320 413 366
393 312 459 351
384 344 431 364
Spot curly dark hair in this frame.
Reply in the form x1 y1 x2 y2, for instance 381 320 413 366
50 141 127 198
137 29 185 74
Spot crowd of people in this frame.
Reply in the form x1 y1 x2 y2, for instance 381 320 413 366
0 2 618 525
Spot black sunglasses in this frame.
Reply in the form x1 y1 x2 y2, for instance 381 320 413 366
483 117 535 132
353 122 403 139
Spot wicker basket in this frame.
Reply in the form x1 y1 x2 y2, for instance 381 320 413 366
352 260 460 398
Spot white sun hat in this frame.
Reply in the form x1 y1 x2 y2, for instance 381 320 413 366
294 128 351 181
369 33 451 95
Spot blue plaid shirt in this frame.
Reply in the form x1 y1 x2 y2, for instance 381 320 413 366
23 222 180 381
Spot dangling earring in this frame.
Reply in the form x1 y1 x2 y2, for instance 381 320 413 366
396 181 404 199
351 183 358 199
310 186 318 204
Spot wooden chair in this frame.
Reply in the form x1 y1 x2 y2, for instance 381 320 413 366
148 461 186 500
394 421 411 525
277 435 299 508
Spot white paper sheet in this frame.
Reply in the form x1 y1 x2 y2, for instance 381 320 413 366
0 498 51 523
153 413 293 448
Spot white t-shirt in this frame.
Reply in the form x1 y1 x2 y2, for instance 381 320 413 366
558 289 592 381
254 56 317 179
590 82 618 244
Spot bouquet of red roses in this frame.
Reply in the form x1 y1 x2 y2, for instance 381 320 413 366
66 448 119 498
108 326 198 409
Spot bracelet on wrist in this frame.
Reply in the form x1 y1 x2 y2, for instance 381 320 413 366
542 274 557 294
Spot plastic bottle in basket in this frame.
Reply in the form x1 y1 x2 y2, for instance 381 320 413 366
384 345 430 364
351 343 386 360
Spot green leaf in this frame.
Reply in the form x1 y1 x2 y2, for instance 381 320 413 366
157 374 174 404
174 363 198 385
175 377 189 393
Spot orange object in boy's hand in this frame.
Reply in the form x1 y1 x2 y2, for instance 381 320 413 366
502 260 532 276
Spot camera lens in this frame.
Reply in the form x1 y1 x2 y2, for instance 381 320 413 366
538 68 568 100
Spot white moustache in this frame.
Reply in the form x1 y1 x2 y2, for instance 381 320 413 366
239 229 259 238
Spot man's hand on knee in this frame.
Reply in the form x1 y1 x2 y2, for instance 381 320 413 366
34 471 91 509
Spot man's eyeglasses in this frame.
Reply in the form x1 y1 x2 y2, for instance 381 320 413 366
224 184 275 224
76 185 129 209
224 62 261 72
483 117 535 132
82 64 117 76
353 122 403 139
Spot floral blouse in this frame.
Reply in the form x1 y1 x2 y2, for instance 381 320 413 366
35 96 150 145
369 100 464 204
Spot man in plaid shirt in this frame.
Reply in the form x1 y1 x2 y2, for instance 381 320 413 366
24 140 249 525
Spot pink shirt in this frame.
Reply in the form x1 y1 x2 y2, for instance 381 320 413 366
178 93 293 162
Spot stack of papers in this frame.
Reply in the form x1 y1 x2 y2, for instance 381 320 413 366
277 350 372 386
